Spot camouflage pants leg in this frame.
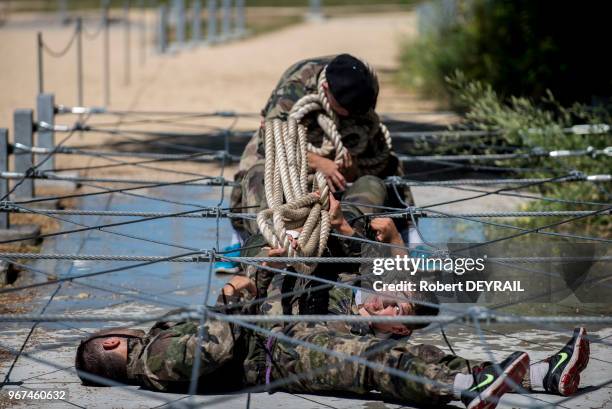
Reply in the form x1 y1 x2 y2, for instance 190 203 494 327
339 175 387 235
342 175 387 215
270 323 477 406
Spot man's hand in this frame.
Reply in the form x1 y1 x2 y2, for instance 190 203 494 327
222 276 257 297
308 152 346 192
370 217 404 245
263 246 287 270
329 193 354 236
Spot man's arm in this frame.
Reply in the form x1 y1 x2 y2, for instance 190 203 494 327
132 320 237 392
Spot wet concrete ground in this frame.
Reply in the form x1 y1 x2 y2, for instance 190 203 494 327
1 184 611 408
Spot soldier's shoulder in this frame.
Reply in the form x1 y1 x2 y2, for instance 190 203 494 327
280 55 336 81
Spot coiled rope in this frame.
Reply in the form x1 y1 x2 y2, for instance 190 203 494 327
256 65 393 273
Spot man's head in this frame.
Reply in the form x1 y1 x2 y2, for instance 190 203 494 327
359 289 439 336
323 54 378 117
75 328 145 386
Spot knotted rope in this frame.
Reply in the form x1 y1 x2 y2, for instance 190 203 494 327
257 65 394 273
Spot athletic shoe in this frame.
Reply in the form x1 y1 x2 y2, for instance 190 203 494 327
214 243 241 274
461 351 530 409
543 327 590 396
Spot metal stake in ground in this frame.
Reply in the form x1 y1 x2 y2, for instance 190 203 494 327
13 109 34 199
221 0 230 41
76 18 84 109
124 0 131 86
191 0 202 44
36 32 44 94
174 0 186 46
58 0 69 24
103 0 111 106
139 0 146 65
0 129 8 229
36 94 55 171
309 0 323 21
157 4 168 53
234 0 245 37
207 0 217 44
0 128 41 243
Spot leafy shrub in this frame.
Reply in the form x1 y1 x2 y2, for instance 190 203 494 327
399 0 612 105
447 72 611 236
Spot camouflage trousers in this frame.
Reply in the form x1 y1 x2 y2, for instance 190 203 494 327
245 322 477 406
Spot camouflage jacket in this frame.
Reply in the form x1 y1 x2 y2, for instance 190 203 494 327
125 290 260 392
239 56 401 178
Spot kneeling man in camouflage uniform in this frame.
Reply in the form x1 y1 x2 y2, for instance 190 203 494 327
216 53 412 274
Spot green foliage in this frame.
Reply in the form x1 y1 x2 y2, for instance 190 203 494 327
398 26 475 101
447 72 611 236
399 0 612 105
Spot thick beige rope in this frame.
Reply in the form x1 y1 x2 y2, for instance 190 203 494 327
256 65 393 273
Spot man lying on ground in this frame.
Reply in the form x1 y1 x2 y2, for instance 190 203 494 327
75 275 591 409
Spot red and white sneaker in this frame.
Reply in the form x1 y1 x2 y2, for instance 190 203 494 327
461 351 530 409
543 327 590 396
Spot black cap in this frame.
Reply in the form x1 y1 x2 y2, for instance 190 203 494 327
326 54 378 115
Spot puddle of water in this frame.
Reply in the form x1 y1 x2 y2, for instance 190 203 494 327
418 218 487 243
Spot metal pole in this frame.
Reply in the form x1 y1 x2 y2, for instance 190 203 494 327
174 0 186 46
0 129 8 229
36 94 55 172
37 32 44 94
76 17 83 108
103 1 110 106
206 0 217 44
139 0 146 65
191 0 202 44
234 0 245 37
157 4 168 53
124 0 131 86
308 0 323 21
221 0 230 41
13 110 35 199
58 0 69 24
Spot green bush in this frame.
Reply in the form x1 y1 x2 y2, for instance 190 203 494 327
447 72 611 236
399 0 612 105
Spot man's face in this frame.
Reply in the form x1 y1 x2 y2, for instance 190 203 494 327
359 295 414 336
322 81 350 117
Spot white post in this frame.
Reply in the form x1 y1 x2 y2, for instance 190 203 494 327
13 109 34 199
308 0 323 21
157 4 168 53
221 0 231 41
192 0 202 44
234 0 245 38
207 0 217 44
0 129 8 229
174 0 186 45
36 94 55 172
